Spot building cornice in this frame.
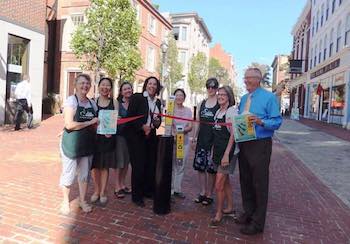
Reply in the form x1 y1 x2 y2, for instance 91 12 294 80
170 12 212 42
291 0 311 35
139 0 172 29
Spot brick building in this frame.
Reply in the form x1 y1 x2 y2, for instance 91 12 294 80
0 0 47 125
209 43 237 87
48 0 172 103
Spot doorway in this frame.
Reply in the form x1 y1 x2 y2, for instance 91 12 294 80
5 34 30 124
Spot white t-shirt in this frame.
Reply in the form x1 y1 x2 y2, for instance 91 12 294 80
64 95 98 111
14 80 31 105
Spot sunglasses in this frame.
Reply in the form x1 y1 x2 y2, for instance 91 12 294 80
206 85 218 89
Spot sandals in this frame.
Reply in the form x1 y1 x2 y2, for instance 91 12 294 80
202 196 214 206
123 187 132 194
194 194 206 203
59 203 70 215
114 189 125 198
100 195 108 204
90 193 99 203
222 209 237 219
209 218 223 228
79 201 92 213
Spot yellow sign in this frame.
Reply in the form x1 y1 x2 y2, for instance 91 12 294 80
176 133 184 160
165 96 175 126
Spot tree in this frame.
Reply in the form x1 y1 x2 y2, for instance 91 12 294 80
70 0 141 87
188 52 208 93
208 57 230 85
158 36 183 94
248 62 271 87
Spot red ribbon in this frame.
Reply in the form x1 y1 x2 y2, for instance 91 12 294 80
119 114 232 126
117 115 144 125
154 113 232 126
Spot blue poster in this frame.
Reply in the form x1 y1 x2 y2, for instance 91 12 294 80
233 114 257 142
97 110 118 135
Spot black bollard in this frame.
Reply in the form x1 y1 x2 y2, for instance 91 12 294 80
153 135 174 215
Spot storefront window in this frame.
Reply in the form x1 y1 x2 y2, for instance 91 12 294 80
330 85 345 116
321 88 329 121
309 86 319 119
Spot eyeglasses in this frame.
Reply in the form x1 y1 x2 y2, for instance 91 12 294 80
244 76 261 80
217 93 228 97
206 86 218 90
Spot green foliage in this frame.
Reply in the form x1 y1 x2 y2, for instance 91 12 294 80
70 0 142 83
158 36 183 94
248 62 271 87
188 52 208 93
208 57 230 86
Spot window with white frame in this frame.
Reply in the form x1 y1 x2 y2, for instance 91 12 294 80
173 26 180 40
135 3 141 22
71 14 84 26
314 44 317 65
321 4 324 26
316 11 319 32
312 16 315 36
345 14 350 46
181 26 187 41
319 39 322 63
329 29 334 57
148 15 157 36
324 34 328 60
332 0 336 14
147 46 155 72
326 0 330 20
310 48 313 68
336 21 342 52
179 51 187 67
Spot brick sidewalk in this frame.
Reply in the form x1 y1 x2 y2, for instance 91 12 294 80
0 115 349 243
298 117 350 142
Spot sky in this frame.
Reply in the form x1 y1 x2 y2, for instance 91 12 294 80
153 0 307 88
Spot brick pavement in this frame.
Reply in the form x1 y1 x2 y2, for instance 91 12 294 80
0 115 350 243
298 117 350 142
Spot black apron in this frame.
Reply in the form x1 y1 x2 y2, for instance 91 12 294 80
212 112 235 165
61 95 97 159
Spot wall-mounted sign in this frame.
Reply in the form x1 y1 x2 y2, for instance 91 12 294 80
311 59 340 79
334 72 344 86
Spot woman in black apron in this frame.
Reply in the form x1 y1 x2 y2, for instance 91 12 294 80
192 78 219 206
209 86 238 227
126 76 162 207
91 77 117 204
59 74 98 214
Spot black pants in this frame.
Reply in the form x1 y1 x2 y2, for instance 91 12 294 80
14 99 33 130
238 138 272 230
127 131 158 202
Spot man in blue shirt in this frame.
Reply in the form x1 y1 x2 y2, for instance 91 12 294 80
235 67 282 235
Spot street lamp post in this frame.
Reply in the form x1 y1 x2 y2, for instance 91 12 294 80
160 40 168 101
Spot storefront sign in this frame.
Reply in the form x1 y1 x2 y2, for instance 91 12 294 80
311 59 340 79
334 72 345 86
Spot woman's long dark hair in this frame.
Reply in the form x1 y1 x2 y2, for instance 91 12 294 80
142 76 162 96
117 81 133 102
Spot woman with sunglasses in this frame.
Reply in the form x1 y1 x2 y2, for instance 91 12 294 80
192 78 220 206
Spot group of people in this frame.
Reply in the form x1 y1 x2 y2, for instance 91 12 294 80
59 74 134 214
59 67 282 236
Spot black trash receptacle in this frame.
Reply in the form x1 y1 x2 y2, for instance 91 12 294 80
153 135 174 215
